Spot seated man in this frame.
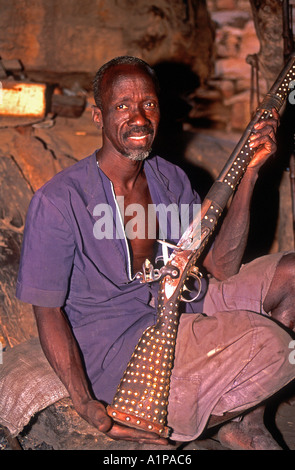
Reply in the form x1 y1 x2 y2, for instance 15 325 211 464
16 56 295 449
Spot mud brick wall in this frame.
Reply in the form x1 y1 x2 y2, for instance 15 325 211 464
192 0 262 131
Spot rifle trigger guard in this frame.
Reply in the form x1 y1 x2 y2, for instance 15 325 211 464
180 269 203 303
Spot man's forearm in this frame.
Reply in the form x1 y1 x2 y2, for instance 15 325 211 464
32 305 167 443
202 108 278 281
204 168 258 280
33 306 93 409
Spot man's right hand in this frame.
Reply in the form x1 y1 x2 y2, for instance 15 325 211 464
77 398 169 445
33 307 168 445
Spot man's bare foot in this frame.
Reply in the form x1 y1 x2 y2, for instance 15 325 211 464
216 407 282 450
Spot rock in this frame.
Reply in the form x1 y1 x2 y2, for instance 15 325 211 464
51 94 86 118
22 398 178 451
215 0 236 9
33 109 101 162
211 10 250 29
0 0 214 87
11 126 63 192
216 79 236 98
0 59 23 74
275 401 295 450
224 89 250 105
215 26 242 58
239 20 260 58
0 155 36 347
184 130 238 179
215 57 251 80
249 0 284 88
0 62 7 79
230 97 251 130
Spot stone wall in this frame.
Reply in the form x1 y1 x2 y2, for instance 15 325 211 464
0 1 291 133
0 0 286 132
191 0 263 131
0 0 214 88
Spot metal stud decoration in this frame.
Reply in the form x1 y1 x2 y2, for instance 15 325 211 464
107 290 180 437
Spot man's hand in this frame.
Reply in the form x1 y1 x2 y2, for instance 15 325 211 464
77 398 169 445
202 109 280 281
33 307 168 445
248 108 279 171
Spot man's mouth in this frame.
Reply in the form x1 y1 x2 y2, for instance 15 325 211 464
128 134 149 141
123 126 153 142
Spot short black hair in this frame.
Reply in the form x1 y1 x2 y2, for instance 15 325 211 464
93 56 160 110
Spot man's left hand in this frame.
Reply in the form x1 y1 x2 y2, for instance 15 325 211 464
106 421 169 445
248 107 279 171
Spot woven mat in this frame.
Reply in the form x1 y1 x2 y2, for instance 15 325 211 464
0 337 68 437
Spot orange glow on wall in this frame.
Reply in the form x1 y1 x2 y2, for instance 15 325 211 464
0 81 46 117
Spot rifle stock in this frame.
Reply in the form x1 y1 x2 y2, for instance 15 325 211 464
107 53 295 437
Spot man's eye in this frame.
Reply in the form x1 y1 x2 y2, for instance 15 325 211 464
116 104 128 110
145 102 156 108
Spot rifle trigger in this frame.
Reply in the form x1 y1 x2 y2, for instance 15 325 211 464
180 267 203 303
182 285 192 293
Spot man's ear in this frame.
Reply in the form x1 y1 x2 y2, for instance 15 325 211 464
92 105 103 129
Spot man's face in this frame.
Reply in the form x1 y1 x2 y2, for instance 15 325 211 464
97 64 160 161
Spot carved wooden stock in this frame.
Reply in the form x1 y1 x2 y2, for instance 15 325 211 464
107 53 295 437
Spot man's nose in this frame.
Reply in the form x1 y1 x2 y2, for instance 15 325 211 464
128 106 148 126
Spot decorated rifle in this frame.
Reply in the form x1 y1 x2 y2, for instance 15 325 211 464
107 52 295 437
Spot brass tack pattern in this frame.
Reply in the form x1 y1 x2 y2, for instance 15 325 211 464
107 291 182 437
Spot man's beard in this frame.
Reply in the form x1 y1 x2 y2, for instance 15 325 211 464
122 125 154 161
125 148 152 161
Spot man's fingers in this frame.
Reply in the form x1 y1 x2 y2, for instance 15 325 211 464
249 133 276 151
81 399 113 432
252 123 277 139
106 422 169 445
81 400 169 444
253 108 280 132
